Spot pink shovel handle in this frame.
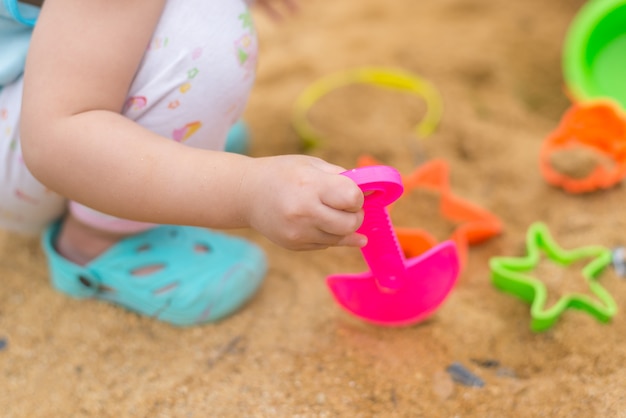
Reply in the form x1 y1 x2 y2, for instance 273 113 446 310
342 166 406 292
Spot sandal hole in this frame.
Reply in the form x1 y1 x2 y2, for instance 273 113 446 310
194 243 211 253
131 264 166 276
153 282 179 295
78 275 93 287
136 244 151 253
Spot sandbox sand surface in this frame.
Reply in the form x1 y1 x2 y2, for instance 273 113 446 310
2 0 626 416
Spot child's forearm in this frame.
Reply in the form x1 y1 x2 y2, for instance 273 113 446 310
21 105 368 249
21 109 254 229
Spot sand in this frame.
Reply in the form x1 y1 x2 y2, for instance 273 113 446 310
2 0 626 416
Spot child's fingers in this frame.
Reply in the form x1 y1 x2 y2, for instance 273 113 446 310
284 230 364 251
305 155 347 174
336 232 368 248
303 230 367 250
284 206 365 249
317 205 364 237
320 175 364 213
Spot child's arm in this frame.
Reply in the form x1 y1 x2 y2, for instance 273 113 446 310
20 0 365 251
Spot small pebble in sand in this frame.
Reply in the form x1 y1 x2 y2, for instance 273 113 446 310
470 358 500 368
0 338 7 351
446 362 485 388
612 247 626 277
471 359 517 378
549 146 615 179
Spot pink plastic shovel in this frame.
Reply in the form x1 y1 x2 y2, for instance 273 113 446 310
327 165 460 326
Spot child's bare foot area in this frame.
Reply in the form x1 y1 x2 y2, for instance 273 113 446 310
55 214 129 266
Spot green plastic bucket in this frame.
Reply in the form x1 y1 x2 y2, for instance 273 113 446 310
564 0 626 109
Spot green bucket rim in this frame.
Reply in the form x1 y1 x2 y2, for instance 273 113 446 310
564 0 626 104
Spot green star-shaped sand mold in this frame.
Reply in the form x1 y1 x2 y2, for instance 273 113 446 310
490 222 618 332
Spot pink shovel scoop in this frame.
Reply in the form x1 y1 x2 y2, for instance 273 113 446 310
327 165 460 326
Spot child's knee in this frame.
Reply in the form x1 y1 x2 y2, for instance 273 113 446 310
122 1 257 148
0 78 66 234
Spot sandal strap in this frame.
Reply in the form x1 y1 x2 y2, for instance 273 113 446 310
41 222 102 298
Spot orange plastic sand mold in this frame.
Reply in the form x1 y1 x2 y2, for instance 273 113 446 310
539 102 626 194
357 156 503 269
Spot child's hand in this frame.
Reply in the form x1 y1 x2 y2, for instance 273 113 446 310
241 155 366 251
253 0 299 21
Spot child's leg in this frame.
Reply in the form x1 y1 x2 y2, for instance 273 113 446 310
0 77 67 235
43 0 265 326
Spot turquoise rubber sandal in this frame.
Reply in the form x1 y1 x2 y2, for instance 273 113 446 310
41 222 267 326
225 120 250 154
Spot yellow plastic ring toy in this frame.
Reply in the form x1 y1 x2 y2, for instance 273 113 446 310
292 67 443 149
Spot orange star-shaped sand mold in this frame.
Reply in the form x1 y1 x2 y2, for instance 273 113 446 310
357 156 503 270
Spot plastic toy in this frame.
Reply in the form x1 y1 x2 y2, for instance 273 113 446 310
292 67 442 149
541 0 626 193
540 102 626 193
326 165 460 326
490 223 618 332
358 156 503 270
564 0 626 109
